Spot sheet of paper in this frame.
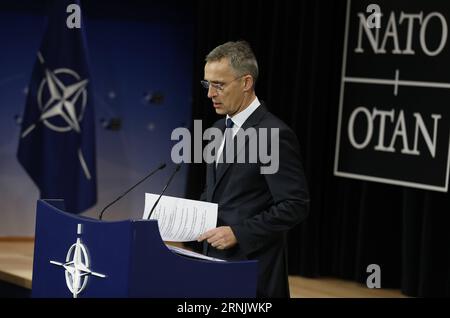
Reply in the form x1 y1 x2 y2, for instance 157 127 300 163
165 244 226 262
142 193 218 242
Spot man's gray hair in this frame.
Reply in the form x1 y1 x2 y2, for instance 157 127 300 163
206 41 259 86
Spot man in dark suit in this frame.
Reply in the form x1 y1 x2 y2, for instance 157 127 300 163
197 41 309 298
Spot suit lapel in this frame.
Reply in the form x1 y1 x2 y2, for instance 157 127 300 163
206 162 215 201
211 104 268 199
206 120 225 201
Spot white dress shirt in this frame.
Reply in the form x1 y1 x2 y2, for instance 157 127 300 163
216 96 260 166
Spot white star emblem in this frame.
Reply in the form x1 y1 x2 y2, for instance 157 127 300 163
22 52 89 136
40 69 88 133
50 224 106 298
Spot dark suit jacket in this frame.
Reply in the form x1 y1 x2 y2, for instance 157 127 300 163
200 103 309 297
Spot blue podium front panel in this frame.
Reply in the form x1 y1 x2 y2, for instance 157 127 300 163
32 200 258 298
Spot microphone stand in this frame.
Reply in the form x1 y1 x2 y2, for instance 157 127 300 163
146 164 181 220
99 163 166 220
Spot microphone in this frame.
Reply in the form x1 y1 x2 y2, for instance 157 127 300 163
98 163 166 220
146 164 181 220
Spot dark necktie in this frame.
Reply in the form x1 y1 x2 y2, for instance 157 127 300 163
222 118 235 163
215 118 234 178
226 118 235 129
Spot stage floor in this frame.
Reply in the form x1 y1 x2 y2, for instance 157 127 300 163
0 240 405 298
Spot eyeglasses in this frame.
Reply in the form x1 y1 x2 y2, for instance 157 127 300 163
200 75 245 92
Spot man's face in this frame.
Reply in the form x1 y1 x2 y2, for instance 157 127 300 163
204 58 245 116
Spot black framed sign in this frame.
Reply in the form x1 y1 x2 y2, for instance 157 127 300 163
335 0 450 192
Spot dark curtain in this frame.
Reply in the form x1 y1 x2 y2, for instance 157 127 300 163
187 0 450 297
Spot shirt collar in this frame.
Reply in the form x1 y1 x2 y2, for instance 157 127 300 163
226 96 260 129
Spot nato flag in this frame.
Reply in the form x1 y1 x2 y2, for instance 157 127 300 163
17 0 97 213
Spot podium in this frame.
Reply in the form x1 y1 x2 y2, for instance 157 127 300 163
32 200 258 298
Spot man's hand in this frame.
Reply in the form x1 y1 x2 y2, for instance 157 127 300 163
197 226 238 250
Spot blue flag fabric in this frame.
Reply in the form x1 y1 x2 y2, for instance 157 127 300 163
17 0 97 213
